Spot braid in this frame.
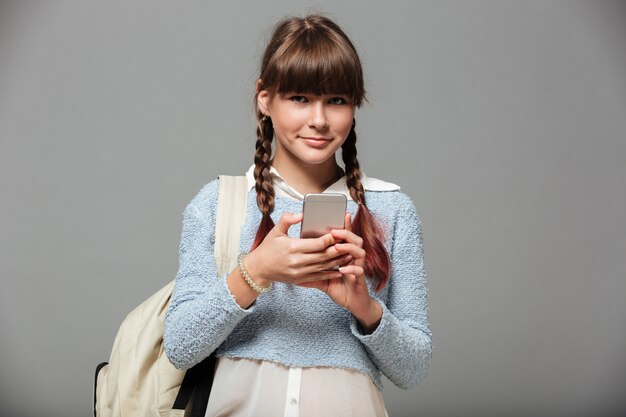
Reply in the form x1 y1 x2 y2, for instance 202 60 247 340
254 117 275 214
250 116 276 250
341 121 365 204
342 119 391 291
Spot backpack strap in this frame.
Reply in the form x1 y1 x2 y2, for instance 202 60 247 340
214 175 249 276
173 355 215 415
172 175 248 417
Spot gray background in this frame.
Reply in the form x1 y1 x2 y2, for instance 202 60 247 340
1 1 625 416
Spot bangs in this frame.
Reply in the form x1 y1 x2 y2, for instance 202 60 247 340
264 29 365 106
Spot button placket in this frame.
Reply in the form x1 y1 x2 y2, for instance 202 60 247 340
283 367 302 417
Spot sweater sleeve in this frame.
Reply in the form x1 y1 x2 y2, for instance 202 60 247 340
350 192 432 389
163 180 254 370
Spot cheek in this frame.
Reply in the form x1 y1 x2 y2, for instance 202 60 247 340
273 110 305 134
273 122 297 143
330 112 354 135
269 116 289 138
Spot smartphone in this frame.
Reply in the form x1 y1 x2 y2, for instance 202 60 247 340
300 193 347 239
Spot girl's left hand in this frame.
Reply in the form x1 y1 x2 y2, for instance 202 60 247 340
298 212 382 332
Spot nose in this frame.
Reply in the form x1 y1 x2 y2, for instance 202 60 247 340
308 100 328 129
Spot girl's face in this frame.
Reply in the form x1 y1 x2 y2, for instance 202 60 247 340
257 89 355 168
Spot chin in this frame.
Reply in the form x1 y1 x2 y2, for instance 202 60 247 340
297 153 337 166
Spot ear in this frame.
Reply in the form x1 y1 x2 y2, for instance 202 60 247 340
256 80 271 116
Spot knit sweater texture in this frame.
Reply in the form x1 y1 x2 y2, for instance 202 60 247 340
163 179 432 390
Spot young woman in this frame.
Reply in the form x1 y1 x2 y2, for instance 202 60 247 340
164 14 432 417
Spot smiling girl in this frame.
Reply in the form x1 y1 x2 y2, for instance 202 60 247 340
164 14 432 417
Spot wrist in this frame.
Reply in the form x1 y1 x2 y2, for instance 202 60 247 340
238 253 272 293
353 298 382 334
243 250 270 286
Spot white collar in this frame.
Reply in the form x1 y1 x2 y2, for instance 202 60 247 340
244 164 400 202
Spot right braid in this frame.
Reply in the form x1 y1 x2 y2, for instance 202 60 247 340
250 116 276 250
254 117 275 215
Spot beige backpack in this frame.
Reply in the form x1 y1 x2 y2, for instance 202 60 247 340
94 176 248 417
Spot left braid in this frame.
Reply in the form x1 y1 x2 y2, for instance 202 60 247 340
341 119 391 291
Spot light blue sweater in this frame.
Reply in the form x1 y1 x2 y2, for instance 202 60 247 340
163 179 432 390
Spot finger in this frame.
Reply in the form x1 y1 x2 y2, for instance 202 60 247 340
297 244 345 266
297 270 343 283
344 212 352 232
330 229 363 248
278 243 345 278
271 212 303 236
299 254 353 274
297 233 337 253
333 242 366 260
339 264 365 277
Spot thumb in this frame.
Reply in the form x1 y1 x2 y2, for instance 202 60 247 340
344 212 352 232
271 212 303 235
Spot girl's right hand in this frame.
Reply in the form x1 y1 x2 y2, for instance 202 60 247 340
243 212 352 286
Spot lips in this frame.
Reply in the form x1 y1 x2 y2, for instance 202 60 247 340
300 136 332 148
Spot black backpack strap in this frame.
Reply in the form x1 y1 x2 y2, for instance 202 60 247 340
189 354 217 416
172 354 217 416
93 362 109 417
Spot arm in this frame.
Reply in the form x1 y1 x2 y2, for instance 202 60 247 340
163 181 254 370
350 193 432 389
165 183 356 370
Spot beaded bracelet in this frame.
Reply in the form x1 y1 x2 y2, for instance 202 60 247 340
237 253 272 294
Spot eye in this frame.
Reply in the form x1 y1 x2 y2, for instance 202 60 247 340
289 95 308 103
328 96 348 105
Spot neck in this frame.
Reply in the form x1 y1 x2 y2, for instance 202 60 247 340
271 156 343 195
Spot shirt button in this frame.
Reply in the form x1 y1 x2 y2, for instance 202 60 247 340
290 399 297 406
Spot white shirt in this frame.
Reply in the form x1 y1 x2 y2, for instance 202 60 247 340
244 164 400 202
205 165 398 417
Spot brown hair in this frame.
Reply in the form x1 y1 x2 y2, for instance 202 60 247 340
251 14 390 291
